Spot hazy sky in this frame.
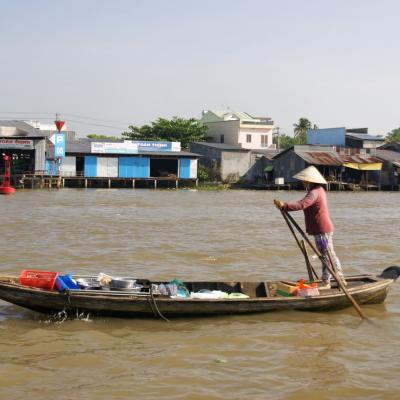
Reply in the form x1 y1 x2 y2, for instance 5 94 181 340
1 0 399 137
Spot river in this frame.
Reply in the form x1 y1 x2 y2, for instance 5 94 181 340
0 189 399 400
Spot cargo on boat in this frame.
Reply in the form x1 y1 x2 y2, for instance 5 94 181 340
0 267 399 319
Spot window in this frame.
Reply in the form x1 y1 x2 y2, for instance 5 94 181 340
220 134 224 143
261 135 268 147
246 134 252 143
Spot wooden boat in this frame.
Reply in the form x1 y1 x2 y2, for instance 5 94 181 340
0 267 399 319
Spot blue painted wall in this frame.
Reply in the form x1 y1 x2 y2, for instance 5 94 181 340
179 158 191 178
118 157 149 178
84 156 97 177
83 155 197 178
45 159 57 176
307 127 346 146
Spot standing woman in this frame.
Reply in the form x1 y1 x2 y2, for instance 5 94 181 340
274 166 345 288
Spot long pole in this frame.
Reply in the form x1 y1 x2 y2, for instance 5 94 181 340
278 206 318 281
277 206 368 320
301 239 319 281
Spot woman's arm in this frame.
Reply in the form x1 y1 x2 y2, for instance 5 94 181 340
283 190 318 211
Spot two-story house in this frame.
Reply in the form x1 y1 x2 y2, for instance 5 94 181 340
200 110 275 150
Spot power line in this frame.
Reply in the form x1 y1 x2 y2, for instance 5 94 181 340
63 113 132 125
0 117 128 130
65 118 128 130
0 111 133 126
0 111 54 115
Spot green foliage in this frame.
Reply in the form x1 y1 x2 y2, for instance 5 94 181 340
385 127 400 143
122 117 208 149
87 134 120 139
197 164 211 181
274 134 296 149
273 118 318 150
293 117 314 144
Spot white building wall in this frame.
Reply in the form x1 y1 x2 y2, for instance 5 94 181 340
61 156 76 177
221 151 252 182
189 159 197 178
97 157 118 177
238 126 274 149
203 120 240 145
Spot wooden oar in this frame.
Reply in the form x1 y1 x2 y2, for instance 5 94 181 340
276 205 368 321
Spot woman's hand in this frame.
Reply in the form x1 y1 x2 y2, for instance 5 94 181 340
273 199 284 209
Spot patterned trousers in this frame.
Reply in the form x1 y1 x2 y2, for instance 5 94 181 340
313 232 345 282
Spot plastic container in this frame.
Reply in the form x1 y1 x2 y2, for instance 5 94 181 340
60 274 79 289
55 274 79 292
297 287 320 297
276 281 299 296
19 269 58 290
55 277 69 292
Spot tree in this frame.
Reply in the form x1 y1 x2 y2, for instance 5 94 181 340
273 134 296 149
122 117 208 149
87 134 120 139
293 118 314 144
385 127 400 143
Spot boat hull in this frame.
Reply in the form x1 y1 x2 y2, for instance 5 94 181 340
0 276 393 318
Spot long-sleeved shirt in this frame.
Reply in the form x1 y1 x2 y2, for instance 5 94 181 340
282 186 334 235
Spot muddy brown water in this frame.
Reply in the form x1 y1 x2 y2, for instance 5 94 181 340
0 189 399 400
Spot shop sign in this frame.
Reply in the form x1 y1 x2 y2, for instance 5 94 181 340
127 141 181 152
91 142 138 154
0 139 34 150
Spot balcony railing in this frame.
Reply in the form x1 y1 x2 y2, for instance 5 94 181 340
240 121 274 126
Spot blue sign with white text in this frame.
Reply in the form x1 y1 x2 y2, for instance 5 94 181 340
54 133 65 157
129 141 181 152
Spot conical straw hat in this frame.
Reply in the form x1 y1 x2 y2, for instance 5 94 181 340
293 166 327 184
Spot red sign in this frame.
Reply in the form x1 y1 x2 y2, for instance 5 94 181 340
55 120 65 132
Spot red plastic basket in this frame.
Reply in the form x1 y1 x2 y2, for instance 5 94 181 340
19 269 58 290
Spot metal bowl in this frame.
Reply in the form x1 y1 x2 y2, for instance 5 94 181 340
110 278 136 291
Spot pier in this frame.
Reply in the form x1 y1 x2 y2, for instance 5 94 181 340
16 173 198 190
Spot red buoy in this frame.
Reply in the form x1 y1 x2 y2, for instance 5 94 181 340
0 154 16 195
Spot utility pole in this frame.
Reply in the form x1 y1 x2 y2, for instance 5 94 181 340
274 127 280 149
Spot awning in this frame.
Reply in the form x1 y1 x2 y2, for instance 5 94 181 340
264 165 274 172
342 162 382 171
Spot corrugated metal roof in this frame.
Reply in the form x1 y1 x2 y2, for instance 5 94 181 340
63 139 200 157
296 148 382 166
0 120 44 137
251 149 280 159
192 142 249 151
339 153 382 163
346 133 385 141
299 151 341 166
378 142 400 152
375 149 400 165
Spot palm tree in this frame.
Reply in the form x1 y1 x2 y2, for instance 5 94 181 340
293 118 314 144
